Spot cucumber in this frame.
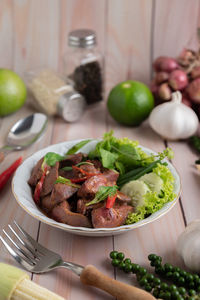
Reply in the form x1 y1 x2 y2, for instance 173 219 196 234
121 180 150 208
139 172 163 195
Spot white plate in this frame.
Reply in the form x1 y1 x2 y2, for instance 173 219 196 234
12 139 181 236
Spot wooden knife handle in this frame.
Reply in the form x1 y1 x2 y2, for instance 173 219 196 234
80 265 156 300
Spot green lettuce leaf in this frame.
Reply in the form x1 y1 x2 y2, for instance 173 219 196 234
125 164 176 225
43 152 65 167
99 148 118 169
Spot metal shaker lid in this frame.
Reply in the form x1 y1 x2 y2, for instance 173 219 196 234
68 29 96 48
57 91 86 123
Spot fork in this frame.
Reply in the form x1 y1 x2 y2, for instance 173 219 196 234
0 221 155 300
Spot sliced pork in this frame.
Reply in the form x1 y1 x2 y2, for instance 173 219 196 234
40 162 59 197
77 175 107 199
28 157 45 186
102 169 119 184
52 201 91 227
92 204 134 228
59 153 83 168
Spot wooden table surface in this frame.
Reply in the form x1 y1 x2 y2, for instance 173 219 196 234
0 101 199 300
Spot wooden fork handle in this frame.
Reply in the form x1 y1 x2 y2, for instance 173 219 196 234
80 265 156 300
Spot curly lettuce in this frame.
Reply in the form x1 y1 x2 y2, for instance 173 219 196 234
125 164 176 225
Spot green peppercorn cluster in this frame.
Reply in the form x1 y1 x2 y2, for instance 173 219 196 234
109 251 200 300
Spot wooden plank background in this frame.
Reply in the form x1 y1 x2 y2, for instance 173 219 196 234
0 0 200 299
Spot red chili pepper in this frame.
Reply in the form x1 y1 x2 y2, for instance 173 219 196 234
71 165 102 183
33 166 48 204
72 165 98 177
0 157 22 191
106 193 117 209
70 176 88 183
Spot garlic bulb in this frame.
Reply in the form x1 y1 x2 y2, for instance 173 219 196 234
149 91 199 140
177 220 200 272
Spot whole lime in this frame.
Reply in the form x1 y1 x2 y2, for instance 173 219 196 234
107 80 154 126
0 69 27 116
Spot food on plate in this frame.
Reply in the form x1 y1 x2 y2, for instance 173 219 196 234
28 131 176 228
0 69 27 116
149 91 199 140
107 80 154 126
110 251 200 299
0 263 64 300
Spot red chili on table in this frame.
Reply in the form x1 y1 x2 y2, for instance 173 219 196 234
0 157 23 191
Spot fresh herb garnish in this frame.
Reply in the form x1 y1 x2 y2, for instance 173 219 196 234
76 161 94 167
86 185 118 206
88 131 142 172
99 148 118 169
61 166 73 171
61 161 94 171
55 176 80 188
43 152 65 168
117 160 162 187
66 140 91 155
112 144 140 161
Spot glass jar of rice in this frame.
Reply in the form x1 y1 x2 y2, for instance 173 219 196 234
26 68 86 122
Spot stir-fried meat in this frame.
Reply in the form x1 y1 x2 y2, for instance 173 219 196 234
59 169 77 180
29 151 135 229
116 191 132 204
92 204 134 228
77 175 107 199
41 195 57 213
41 181 78 213
87 160 103 171
59 163 100 181
102 169 119 184
79 163 101 175
77 198 103 215
40 162 59 197
52 201 91 227
51 183 78 203
28 157 45 186
59 153 83 168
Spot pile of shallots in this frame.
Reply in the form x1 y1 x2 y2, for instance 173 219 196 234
151 49 200 119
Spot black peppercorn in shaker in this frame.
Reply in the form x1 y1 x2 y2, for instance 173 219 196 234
63 29 104 104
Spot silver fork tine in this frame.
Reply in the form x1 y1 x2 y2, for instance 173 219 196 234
8 224 41 259
3 230 36 264
14 221 53 255
0 235 34 271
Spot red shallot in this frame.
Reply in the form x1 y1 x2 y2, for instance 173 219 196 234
169 70 188 90
187 78 200 104
158 83 171 101
153 56 178 73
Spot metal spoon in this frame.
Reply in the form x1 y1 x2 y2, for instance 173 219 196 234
0 113 48 163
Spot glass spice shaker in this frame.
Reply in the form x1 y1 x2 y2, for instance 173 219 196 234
26 68 86 123
63 29 104 105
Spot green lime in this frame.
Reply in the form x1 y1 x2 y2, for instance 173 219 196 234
0 69 27 116
107 80 154 126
